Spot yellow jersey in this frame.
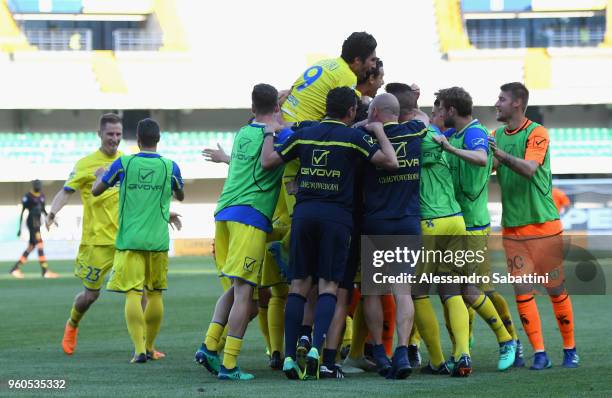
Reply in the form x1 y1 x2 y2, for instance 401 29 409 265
282 57 358 123
64 149 122 246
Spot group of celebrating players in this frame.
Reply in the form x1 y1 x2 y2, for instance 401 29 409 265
195 31 579 381
15 30 578 383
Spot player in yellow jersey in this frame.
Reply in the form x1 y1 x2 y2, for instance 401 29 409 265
279 31 378 219
282 32 377 122
45 114 124 356
269 33 379 363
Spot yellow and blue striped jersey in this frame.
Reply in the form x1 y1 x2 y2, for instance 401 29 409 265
282 57 358 123
64 149 122 246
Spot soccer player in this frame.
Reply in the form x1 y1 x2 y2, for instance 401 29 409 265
202 117 296 371
360 93 426 379
386 86 465 376
92 118 184 363
355 58 385 122
196 84 286 380
490 82 579 369
432 87 517 371
10 179 58 279
45 114 123 355
282 32 377 123
277 30 378 240
261 87 399 380
272 31 378 362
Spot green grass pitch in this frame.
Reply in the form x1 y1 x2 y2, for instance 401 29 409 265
1 257 611 397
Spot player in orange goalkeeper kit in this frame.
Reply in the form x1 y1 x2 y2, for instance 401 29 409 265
490 82 578 370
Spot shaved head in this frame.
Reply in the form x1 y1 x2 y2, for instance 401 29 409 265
370 93 400 119
385 82 418 116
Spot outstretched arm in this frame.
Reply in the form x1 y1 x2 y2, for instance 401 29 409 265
46 189 73 230
91 167 110 197
261 121 285 170
202 143 230 164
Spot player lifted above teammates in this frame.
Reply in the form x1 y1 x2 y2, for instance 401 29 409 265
262 87 399 381
265 32 379 368
93 118 184 363
282 32 378 123
10 179 58 279
197 84 286 380
490 82 579 370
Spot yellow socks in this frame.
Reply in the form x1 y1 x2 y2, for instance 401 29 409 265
343 315 353 348
468 306 475 340
408 324 421 347
488 291 518 340
125 291 146 355
445 295 470 359
258 306 271 353
414 296 445 367
348 301 368 360
442 300 456 354
218 327 228 351
69 305 84 328
269 285 288 354
223 335 243 369
472 294 512 343
204 322 225 352
144 290 164 352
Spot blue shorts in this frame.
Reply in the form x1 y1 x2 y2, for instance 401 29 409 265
362 215 421 235
289 217 351 283
339 227 361 290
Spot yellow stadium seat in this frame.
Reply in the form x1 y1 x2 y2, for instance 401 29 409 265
0 0 35 52
92 51 128 93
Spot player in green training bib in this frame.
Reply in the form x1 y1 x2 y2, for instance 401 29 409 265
93 118 184 364
196 84 285 381
432 87 517 372
417 102 468 377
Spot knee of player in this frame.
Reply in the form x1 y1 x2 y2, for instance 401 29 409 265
84 289 101 304
232 279 254 294
546 284 567 297
513 283 535 296
258 287 271 305
289 278 313 297
249 300 259 320
317 279 338 296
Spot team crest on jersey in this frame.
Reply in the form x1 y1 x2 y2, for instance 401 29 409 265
243 256 256 273
138 168 155 183
311 149 330 167
238 137 252 152
363 135 374 146
393 142 407 158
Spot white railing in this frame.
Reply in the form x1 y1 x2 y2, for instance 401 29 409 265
113 29 162 51
24 29 92 51
548 27 605 47
468 28 527 49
